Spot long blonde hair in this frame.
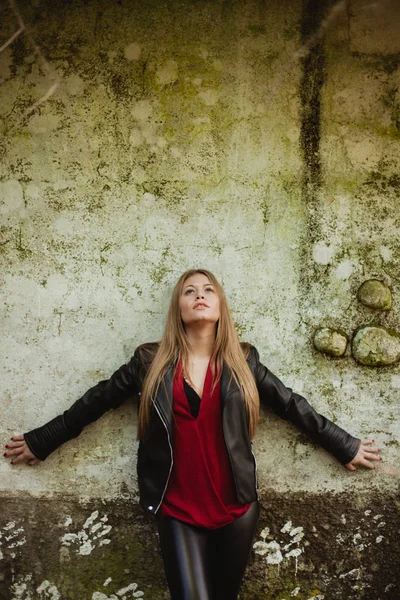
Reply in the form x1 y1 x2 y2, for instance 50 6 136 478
137 269 260 440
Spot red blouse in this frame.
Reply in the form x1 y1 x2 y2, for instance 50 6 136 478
161 359 251 528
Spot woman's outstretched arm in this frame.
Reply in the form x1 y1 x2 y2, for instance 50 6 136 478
4 347 143 465
249 346 381 469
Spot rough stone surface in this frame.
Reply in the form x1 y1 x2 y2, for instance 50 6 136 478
0 492 398 600
313 327 348 357
0 0 399 598
352 326 400 366
357 279 392 310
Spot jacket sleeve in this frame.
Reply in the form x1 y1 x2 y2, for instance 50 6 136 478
23 348 141 461
250 346 360 465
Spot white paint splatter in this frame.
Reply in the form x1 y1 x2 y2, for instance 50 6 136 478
291 588 301 597
339 568 361 579
63 516 73 527
0 521 26 559
9 575 33 600
286 548 302 558
352 532 366 551
253 521 305 569
336 511 387 553
60 511 112 555
92 582 144 599
253 539 283 564
36 581 61 599
103 578 112 587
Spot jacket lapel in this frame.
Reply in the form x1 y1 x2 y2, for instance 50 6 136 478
220 361 240 407
154 363 174 434
154 358 245 425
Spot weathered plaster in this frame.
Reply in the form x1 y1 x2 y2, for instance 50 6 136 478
0 0 399 597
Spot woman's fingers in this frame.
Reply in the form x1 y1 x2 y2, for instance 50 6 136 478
10 451 32 465
345 439 383 472
345 463 356 471
363 451 381 461
3 437 38 465
4 446 25 457
358 457 376 469
7 440 25 447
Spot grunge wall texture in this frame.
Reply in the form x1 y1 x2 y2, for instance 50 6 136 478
0 0 399 598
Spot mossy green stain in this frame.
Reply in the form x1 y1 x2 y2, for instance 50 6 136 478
150 246 172 284
359 53 400 75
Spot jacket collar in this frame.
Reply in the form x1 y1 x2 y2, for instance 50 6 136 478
154 360 241 434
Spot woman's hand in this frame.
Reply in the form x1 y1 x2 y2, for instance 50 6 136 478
345 439 382 471
4 435 41 466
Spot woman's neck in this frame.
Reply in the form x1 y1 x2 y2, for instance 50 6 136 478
185 324 216 359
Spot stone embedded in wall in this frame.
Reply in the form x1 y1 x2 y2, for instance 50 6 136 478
357 280 392 310
313 328 347 357
352 326 400 367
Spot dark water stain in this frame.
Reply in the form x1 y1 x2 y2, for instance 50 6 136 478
299 0 326 199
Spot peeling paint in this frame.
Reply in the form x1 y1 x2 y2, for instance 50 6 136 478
60 511 112 555
253 520 305 574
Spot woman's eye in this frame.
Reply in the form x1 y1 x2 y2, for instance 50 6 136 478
185 289 195 295
205 287 214 293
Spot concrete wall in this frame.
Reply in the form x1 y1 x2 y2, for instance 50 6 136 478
0 0 399 598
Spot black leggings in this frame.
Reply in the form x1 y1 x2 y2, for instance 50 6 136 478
157 501 260 600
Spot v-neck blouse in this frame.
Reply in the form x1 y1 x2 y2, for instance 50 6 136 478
161 359 251 529
183 378 201 418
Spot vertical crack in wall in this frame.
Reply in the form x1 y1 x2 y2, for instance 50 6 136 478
298 0 328 302
300 0 326 202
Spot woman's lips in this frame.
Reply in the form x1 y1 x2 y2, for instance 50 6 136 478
193 302 209 309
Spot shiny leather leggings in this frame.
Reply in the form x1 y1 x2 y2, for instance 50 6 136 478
157 501 260 600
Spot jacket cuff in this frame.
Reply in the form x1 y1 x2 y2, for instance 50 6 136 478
24 414 73 461
323 427 361 465
337 435 361 465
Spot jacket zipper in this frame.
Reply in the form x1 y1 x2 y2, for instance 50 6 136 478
251 442 258 497
153 403 173 513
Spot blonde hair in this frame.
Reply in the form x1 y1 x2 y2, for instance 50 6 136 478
137 269 260 440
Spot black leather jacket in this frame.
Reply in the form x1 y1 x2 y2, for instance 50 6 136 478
24 343 360 514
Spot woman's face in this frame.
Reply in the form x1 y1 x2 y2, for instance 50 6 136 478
179 273 220 328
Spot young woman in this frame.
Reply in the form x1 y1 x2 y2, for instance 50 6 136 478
4 269 381 600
